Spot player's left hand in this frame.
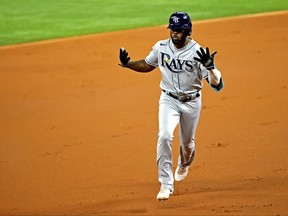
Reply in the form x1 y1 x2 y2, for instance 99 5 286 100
119 47 130 67
194 47 217 70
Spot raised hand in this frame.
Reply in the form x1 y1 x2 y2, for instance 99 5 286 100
119 48 130 67
194 47 217 70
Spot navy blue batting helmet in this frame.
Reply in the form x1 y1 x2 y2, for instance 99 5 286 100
167 12 192 35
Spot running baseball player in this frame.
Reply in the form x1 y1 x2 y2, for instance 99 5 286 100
119 11 224 201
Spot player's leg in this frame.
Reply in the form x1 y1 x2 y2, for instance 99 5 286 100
175 97 201 181
157 93 180 196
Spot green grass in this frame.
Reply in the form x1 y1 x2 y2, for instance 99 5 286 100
0 0 287 46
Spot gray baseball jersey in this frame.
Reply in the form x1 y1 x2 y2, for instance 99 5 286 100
145 38 213 94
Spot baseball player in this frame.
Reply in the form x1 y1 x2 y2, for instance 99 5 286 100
119 11 224 201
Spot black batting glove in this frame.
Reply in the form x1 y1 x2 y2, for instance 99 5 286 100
194 47 217 70
119 48 130 67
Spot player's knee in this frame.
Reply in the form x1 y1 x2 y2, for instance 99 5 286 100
182 137 195 148
158 131 173 143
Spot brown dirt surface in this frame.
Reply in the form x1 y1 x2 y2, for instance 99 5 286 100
0 11 288 215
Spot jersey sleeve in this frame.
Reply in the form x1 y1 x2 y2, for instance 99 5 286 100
200 64 209 80
145 41 160 67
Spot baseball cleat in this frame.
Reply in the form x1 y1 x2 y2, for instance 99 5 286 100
175 166 189 181
157 188 173 201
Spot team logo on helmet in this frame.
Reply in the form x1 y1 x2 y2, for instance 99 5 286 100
171 16 180 23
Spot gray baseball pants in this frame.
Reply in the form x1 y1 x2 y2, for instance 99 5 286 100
156 91 201 191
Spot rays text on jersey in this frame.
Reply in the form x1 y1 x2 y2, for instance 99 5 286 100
160 52 194 73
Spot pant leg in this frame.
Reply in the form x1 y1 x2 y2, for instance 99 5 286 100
157 93 180 190
178 96 202 168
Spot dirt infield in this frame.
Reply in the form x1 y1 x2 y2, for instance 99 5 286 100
1 11 288 215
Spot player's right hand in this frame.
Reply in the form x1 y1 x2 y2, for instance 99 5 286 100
119 48 130 67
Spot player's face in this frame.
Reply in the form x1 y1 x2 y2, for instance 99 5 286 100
170 29 187 46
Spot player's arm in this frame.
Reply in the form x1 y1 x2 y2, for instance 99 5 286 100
194 47 224 91
119 48 156 73
208 68 221 85
126 59 156 72
207 68 224 91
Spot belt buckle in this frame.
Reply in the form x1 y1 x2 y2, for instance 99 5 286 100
178 92 191 102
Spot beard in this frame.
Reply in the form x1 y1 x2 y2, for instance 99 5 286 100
171 34 187 46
